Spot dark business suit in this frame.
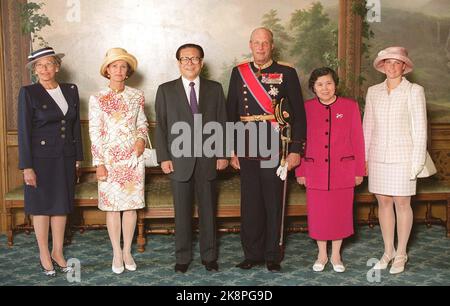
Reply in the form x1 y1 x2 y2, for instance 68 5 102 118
155 77 227 264
18 83 83 215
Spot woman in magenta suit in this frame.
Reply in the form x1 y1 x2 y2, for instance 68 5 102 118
296 67 365 272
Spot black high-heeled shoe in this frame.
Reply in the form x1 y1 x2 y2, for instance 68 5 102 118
51 257 74 273
40 261 56 277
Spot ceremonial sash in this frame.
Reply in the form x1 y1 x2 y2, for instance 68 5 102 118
237 63 276 124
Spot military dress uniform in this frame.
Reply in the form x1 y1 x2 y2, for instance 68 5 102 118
227 60 306 265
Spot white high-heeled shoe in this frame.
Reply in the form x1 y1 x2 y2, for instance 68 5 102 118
123 252 137 271
389 254 408 274
330 259 345 273
312 258 328 272
124 260 137 271
112 264 124 274
373 251 396 270
112 257 124 274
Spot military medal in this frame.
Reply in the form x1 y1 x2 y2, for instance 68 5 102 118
268 85 279 97
261 73 283 85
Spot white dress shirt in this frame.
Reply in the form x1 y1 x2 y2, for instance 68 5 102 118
181 76 200 106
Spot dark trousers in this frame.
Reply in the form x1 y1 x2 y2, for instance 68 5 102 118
239 158 283 262
171 164 217 264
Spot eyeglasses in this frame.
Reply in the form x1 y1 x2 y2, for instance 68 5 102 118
179 57 202 65
35 62 56 70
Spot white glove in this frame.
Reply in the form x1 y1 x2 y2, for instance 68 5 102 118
127 152 139 169
276 162 288 181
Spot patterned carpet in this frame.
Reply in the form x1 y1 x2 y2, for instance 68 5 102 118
0 225 449 286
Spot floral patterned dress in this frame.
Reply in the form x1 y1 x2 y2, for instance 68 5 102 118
89 86 148 211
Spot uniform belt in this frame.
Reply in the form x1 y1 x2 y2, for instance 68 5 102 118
240 114 275 122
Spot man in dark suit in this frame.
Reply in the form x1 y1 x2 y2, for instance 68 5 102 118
155 43 228 273
227 27 306 272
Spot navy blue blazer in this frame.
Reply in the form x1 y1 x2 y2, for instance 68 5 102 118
18 83 83 169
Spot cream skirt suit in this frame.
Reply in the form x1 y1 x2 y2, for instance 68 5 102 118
363 78 427 196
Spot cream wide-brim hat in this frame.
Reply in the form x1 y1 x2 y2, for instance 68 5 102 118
373 46 414 75
100 48 138 78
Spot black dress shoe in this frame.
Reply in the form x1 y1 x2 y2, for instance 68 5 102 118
51 257 74 273
202 260 219 271
235 259 264 270
174 263 189 273
266 261 281 272
40 262 56 277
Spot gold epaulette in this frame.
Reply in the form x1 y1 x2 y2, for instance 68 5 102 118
277 61 294 68
237 59 251 66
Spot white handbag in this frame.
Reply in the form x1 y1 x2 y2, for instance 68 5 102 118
143 134 159 167
417 151 437 178
406 83 437 178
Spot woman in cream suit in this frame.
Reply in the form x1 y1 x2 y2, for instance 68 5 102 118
363 46 427 274
89 48 148 274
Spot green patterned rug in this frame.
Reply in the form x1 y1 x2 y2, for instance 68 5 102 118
0 225 449 286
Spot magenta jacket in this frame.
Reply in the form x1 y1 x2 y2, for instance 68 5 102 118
295 97 365 190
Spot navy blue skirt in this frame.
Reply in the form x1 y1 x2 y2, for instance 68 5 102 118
24 156 76 215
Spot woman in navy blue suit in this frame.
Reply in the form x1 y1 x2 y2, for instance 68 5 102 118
17 47 83 276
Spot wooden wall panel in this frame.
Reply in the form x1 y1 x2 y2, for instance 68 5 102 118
0 0 30 232
7 146 21 188
1 0 29 131
338 0 363 98
430 123 450 181
0 2 5 232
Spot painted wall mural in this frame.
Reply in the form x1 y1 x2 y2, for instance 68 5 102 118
33 0 449 123
362 0 450 123
33 0 340 120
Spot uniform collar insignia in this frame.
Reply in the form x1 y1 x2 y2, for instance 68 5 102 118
253 59 273 71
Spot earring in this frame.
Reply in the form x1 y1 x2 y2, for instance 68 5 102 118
125 76 129 79
107 74 111 79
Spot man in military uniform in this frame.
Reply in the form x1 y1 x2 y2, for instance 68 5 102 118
227 27 306 272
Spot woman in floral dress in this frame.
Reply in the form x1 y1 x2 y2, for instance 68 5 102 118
89 48 148 274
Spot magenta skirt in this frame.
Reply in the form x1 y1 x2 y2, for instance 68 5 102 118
306 188 355 241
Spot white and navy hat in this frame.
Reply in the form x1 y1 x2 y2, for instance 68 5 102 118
26 47 65 69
